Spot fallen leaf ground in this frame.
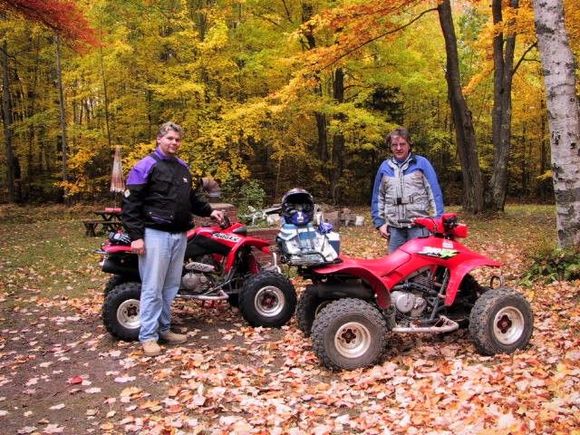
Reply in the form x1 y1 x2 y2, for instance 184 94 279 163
0 204 578 434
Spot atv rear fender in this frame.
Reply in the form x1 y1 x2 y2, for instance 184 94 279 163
312 260 391 307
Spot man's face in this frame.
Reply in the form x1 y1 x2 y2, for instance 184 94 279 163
157 129 182 155
390 135 410 160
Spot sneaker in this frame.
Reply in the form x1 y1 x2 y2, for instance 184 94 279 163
159 330 187 344
142 339 162 356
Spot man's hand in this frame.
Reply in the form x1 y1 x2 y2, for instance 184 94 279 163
210 209 225 225
131 238 145 255
378 224 389 239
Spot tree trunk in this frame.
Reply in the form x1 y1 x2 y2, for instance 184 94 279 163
331 67 345 204
55 36 68 202
486 0 519 211
98 28 112 148
532 0 580 249
302 2 329 189
315 112 328 162
1 40 16 202
437 0 484 213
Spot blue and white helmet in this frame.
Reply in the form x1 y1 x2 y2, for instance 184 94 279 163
281 188 315 226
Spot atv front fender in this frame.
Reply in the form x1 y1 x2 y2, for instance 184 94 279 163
445 258 501 305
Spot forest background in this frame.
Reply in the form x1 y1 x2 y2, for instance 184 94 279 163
0 0 578 213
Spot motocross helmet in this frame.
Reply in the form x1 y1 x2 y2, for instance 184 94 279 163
281 188 315 226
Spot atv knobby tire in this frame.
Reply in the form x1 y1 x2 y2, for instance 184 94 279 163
469 288 533 355
296 285 332 337
311 298 387 371
102 282 141 341
238 271 296 328
104 275 130 294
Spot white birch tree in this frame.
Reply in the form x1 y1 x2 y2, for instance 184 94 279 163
532 0 580 249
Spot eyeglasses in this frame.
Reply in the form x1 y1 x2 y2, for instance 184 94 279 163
391 141 409 149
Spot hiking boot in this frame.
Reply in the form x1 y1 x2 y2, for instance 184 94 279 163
159 330 187 344
142 339 162 356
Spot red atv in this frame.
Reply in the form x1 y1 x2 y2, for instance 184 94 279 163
99 217 296 341
287 213 533 370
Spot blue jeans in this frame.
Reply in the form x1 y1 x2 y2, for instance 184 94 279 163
388 226 429 253
138 228 187 342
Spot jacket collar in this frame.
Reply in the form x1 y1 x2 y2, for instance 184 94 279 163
389 152 415 168
154 147 176 161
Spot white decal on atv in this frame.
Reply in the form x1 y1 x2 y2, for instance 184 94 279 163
418 246 458 259
213 233 241 243
442 240 454 249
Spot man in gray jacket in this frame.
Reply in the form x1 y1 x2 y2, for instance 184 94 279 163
371 127 444 253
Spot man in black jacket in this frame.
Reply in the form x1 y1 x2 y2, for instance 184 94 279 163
122 122 224 356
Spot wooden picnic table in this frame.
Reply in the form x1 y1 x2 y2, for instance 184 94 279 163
93 207 122 221
82 207 123 236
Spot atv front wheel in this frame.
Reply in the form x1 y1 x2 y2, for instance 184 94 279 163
104 275 128 294
469 288 533 355
102 282 141 341
296 285 332 337
238 271 296 328
311 298 387 370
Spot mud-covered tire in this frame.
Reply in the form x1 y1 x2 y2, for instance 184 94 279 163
469 288 533 356
296 285 332 337
238 271 296 328
311 298 387 371
104 275 128 294
102 282 141 341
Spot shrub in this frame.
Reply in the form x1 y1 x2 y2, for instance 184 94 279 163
522 247 580 283
221 179 266 216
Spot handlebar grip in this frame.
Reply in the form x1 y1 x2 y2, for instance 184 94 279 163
221 215 231 229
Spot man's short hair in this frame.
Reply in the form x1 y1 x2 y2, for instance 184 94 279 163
158 121 183 138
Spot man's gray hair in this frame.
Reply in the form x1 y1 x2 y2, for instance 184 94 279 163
158 121 183 138
386 126 412 146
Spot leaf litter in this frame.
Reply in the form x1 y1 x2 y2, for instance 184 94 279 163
0 206 578 433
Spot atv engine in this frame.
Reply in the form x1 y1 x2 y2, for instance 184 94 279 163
181 261 216 294
391 291 427 318
390 270 438 319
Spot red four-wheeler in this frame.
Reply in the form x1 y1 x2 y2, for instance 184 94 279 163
99 217 296 341
291 213 533 370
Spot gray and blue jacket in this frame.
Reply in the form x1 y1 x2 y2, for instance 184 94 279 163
121 148 212 240
371 153 444 229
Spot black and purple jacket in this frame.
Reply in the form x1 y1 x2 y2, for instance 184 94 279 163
121 148 212 240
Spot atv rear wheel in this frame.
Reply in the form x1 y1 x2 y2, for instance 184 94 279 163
238 271 296 328
469 288 533 355
296 285 332 337
102 282 141 341
311 298 387 370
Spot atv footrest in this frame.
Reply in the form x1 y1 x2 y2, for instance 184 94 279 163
392 316 459 334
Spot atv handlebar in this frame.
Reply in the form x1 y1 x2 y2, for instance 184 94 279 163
397 214 468 238
219 215 231 229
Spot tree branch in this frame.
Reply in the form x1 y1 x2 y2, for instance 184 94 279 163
512 41 538 75
318 7 438 72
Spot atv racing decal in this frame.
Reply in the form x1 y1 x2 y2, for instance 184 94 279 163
213 233 241 243
418 246 459 259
